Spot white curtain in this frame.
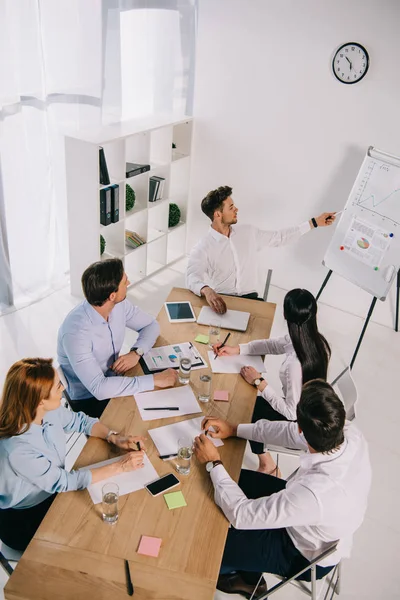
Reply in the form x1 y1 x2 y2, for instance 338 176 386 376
0 0 196 314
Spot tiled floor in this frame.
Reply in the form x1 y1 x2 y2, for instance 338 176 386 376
1 258 399 599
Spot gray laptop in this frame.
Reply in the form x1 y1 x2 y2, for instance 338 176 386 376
197 306 250 332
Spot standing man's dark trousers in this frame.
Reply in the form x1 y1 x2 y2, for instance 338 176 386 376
68 397 110 418
219 470 334 583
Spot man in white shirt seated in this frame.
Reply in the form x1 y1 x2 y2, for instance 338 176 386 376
193 380 371 599
186 186 336 313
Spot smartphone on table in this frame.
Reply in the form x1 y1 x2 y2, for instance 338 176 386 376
145 473 180 497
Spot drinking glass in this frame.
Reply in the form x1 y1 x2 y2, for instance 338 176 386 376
102 482 119 523
176 437 193 475
178 356 192 384
209 324 220 347
198 373 212 403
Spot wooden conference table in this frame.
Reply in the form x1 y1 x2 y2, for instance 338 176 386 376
5 288 275 600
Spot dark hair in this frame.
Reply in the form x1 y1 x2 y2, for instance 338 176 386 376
284 289 331 384
81 258 124 306
201 186 233 221
0 358 55 438
297 380 345 452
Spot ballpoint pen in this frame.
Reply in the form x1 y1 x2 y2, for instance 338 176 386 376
214 332 231 359
143 407 179 411
125 559 134 596
159 453 178 460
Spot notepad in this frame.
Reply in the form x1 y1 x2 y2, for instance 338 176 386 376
164 490 187 510
195 334 209 344
135 385 202 421
137 535 162 557
207 351 265 374
214 390 229 402
148 416 224 456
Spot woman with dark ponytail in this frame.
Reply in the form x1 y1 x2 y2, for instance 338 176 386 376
214 289 331 474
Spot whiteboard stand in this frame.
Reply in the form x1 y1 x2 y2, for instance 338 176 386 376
316 269 400 369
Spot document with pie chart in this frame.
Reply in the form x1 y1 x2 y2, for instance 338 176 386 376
341 216 391 269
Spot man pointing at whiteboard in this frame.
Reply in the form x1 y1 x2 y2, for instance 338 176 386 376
186 186 336 313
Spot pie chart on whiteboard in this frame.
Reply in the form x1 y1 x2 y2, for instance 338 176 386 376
357 237 370 250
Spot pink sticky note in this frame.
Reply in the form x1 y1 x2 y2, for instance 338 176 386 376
214 390 229 402
137 535 162 558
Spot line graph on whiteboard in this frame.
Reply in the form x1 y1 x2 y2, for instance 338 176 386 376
352 158 400 227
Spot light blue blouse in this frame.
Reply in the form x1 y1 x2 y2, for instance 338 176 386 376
0 407 97 509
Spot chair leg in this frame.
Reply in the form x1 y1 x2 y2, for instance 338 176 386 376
311 565 317 600
249 574 267 600
335 562 341 595
0 551 14 576
263 269 273 302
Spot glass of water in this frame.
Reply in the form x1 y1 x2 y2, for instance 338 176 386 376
209 324 220 347
179 356 192 384
176 437 193 475
198 373 212 403
102 482 119 524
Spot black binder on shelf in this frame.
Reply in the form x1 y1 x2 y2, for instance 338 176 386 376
100 187 112 226
126 162 151 178
111 184 119 223
99 147 110 185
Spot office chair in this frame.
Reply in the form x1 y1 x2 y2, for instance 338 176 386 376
248 543 341 600
331 367 358 422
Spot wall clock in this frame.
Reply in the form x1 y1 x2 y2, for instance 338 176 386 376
332 42 369 84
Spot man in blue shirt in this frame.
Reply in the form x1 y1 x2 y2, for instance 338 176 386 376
58 258 177 417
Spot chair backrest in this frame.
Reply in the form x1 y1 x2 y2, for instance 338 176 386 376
55 364 72 404
331 367 357 421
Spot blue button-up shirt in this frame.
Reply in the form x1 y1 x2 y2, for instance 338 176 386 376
57 299 159 401
0 407 97 509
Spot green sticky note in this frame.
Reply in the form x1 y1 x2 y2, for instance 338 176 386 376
195 334 209 344
164 491 187 510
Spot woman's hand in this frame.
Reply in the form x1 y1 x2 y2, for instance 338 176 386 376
212 344 240 357
117 451 145 473
240 366 261 385
112 434 147 452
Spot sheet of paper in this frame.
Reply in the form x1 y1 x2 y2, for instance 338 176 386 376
135 385 202 421
137 535 162 557
148 416 223 456
143 342 206 371
214 390 229 402
341 216 392 269
82 454 159 504
207 351 265 374
195 334 209 344
164 490 187 510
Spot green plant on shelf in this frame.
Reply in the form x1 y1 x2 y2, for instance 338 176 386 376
172 142 176 149
126 184 136 212
168 203 181 228
100 234 106 255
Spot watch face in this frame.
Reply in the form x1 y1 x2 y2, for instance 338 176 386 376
332 43 369 84
206 461 213 472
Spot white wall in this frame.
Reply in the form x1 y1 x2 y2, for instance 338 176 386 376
188 0 400 328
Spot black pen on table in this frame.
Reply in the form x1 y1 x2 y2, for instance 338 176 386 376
214 332 231 359
125 559 134 596
143 407 179 411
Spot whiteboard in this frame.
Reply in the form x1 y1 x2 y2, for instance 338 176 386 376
323 147 400 300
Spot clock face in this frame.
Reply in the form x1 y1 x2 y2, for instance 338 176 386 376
333 43 369 84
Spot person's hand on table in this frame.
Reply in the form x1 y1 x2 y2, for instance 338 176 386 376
212 343 239 357
240 366 261 385
201 286 227 314
201 417 237 439
111 351 140 374
153 368 179 388
193 434 221 464
117 451 145 472
109 434 147 452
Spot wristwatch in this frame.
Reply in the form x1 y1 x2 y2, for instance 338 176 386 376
105 430 119 443
253 377 265 388
206 460 223 472
133 347 144 356
311 217 318 228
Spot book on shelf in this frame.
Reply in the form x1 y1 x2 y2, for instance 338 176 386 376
100 187 112 226
151 176 165 201
126 162 150 178
125 229 146 249
149 177 160 203
99 147 110 185
110 184 119 223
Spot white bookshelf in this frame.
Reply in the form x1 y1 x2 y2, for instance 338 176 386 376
65 115 193 297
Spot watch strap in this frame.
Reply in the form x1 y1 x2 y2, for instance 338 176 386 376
106 430 119 443
311 217 318 228
212 460 223 469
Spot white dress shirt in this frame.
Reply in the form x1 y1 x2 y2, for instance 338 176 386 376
186 222 311 297
210 420 371 566
239 335 301 420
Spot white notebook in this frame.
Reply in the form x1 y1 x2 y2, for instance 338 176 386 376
135 385 202 421
148 416 224 456
207 351 265 374
197 306 250 332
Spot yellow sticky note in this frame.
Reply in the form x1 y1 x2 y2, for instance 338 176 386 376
195 334 209 344
164 491 187 510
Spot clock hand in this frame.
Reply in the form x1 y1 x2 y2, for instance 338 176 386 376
345 56 352 69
